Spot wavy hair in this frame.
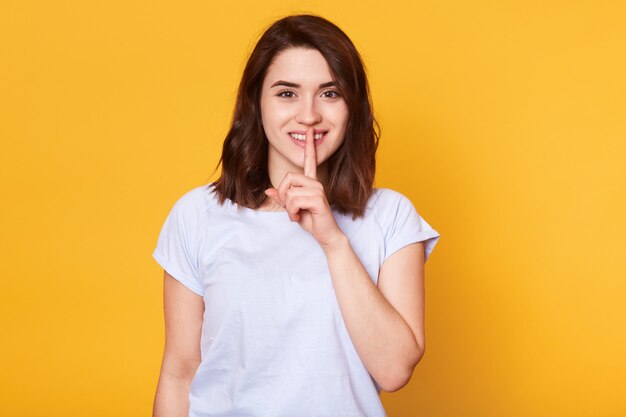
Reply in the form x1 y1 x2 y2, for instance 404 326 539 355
212 14 379 218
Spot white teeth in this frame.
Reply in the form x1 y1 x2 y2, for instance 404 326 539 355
289 133 325 141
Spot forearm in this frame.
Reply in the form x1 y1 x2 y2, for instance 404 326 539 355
322 234 422 392
153 372 193 417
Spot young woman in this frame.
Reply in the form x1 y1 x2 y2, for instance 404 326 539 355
152 14 440 417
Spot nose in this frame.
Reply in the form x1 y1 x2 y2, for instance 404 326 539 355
295 97 322 125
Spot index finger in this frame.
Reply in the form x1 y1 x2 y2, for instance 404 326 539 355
303 126 317 180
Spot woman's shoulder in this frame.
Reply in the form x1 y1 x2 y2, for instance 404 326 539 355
333 187 422 241
168 183 222 215
367 187 415 213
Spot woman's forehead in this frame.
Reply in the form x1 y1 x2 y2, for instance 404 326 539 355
264 48 333 87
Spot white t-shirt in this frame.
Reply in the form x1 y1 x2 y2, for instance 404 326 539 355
153 183 440 417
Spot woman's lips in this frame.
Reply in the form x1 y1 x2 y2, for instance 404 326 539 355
288 132 326 148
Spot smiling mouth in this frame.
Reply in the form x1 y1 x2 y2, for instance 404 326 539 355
288 132 327 141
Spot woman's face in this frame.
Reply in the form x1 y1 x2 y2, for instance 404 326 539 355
260 47 349 178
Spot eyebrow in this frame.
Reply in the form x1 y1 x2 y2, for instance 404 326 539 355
270 80 337 89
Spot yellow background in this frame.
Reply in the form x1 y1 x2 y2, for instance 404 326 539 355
1 0 625 416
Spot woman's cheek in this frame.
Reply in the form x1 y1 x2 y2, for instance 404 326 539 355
273 103 294 119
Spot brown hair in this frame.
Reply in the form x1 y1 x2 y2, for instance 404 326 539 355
212 14 379 218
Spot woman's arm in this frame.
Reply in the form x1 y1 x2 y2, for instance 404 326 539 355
153 272 204 417
322 238 426 393
265 128 426 392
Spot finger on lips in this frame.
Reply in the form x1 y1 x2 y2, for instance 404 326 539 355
304 126 317 180
264 126 319 211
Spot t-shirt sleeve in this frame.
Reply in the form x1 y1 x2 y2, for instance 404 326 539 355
152 191 205 296
382 190 440 263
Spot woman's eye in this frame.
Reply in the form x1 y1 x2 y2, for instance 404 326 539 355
277 91 296 98
322 90 340 99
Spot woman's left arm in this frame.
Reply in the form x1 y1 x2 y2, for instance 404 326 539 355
265 128 426 392
322 236 426 393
